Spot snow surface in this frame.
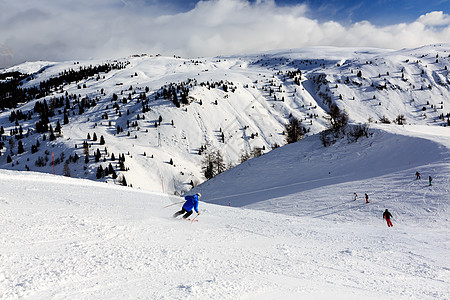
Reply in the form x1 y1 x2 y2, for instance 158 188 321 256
1 122 449 299
0 45 449 299
195 124 450 208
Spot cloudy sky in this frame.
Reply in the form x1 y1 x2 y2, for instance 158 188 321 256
1 0 449 68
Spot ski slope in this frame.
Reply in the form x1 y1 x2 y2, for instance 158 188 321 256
195 124 450 209
0 124 449 299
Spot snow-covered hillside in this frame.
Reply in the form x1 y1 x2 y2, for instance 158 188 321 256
0 162 448 299
0 44 449 194
194 123 450 217
1 44 449 299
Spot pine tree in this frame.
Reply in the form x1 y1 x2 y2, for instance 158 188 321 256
240 150 250 163
17 141 24 154
31 144 38 154
326 103 348 132
96 165 104 179
214 150 226 175
64 161 71 177
202 152 215 180
49 125 56 141
64 114 69 125
107 163 114 174
83 141 89 155
94 149 101 162
395 115 406 125
120 175 127 186
99 135 105 145
285 117 304 144
55 120 62 134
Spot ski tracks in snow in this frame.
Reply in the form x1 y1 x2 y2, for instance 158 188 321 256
0 170 449 299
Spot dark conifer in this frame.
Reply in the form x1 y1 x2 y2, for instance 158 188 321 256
96 165 104 179
285 117 304 144
17 141 24 154
49 125 56 141
94 149 101 162
64 162 71 177
55 121 62 134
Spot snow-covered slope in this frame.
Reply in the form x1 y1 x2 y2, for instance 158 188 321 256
0 45 449 194
1 45 449 298
0 165 448 299
194 124 450 209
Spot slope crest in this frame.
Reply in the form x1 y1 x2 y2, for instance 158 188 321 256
194 127 449 207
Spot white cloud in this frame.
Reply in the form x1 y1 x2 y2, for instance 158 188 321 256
0 0 449 68
417 11 450 26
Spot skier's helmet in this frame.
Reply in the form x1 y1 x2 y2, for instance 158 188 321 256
196 193 202 198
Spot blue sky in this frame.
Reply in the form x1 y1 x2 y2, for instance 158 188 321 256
1 0 449 68
288 0 449 25
155 0 450 25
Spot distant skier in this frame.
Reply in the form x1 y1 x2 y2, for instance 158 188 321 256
365 193 370 203
415 171 421 180
353 192 358 201
383 209 393 227
173 193 201 219
429 176 432 186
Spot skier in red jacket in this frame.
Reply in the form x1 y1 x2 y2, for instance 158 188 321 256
383 209 393 227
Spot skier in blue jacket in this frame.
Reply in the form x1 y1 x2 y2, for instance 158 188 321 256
173 193 201 219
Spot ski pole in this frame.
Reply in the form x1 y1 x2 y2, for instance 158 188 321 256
163 201 184 208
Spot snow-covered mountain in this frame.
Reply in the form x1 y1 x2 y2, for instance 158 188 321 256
0 44 449 195
1 45 449 299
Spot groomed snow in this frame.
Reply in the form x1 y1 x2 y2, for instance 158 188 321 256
1 123 449 299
